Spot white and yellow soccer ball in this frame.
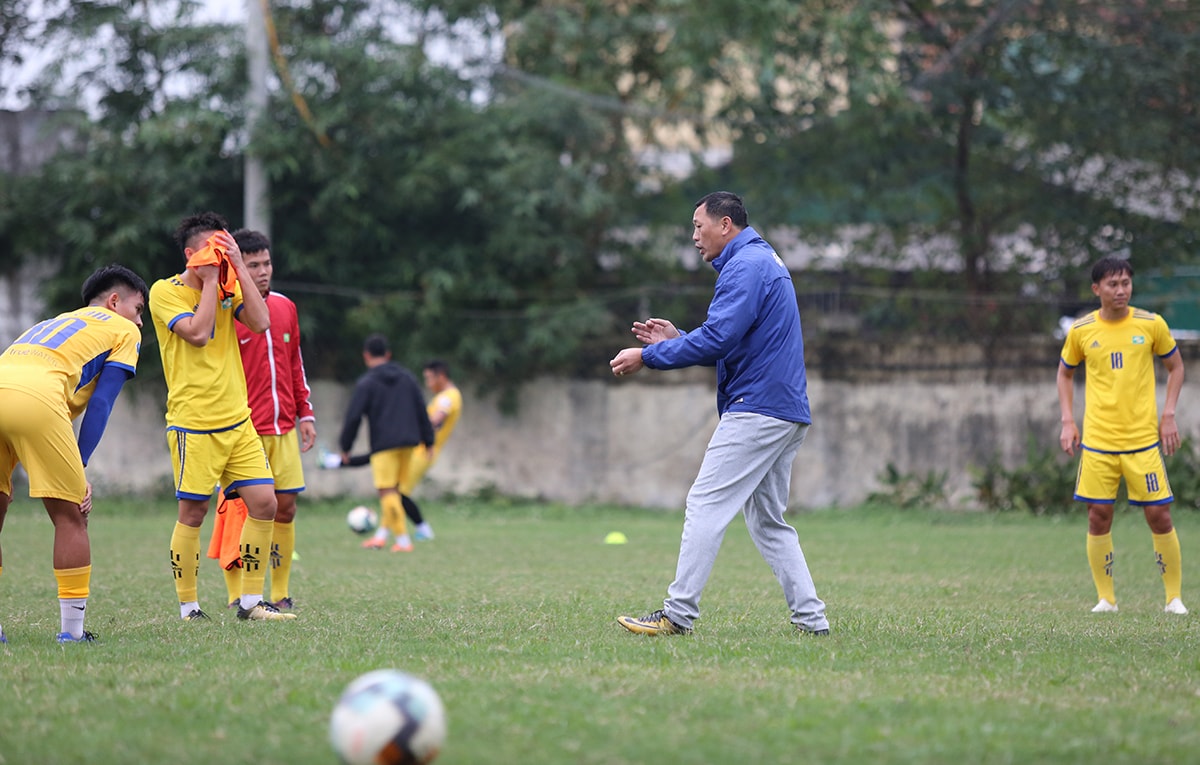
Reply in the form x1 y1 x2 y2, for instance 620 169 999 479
346 505 379 535
330 669 447 765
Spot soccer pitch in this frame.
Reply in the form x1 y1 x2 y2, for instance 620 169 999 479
1 498 1197 764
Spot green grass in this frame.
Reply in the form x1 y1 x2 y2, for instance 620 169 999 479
1 497 1198 765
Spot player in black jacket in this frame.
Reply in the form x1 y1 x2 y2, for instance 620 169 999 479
338 334 434 552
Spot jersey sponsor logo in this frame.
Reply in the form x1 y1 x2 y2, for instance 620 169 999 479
1090 341 1101 348
240 337 251 345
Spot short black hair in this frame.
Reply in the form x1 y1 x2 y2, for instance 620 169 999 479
81 264 149 305
363 333 390 358
174 211 230 254
423 359 450 377
232 228 271 255
695 191 748 229
1091 256 1133 284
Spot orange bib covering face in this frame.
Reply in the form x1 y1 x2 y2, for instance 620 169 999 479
186 234 239 300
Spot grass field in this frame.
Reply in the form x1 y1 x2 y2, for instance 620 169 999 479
1 496 1198 765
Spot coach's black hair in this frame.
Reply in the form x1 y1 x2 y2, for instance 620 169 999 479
694 191 748 229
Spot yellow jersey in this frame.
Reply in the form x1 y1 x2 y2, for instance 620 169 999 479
0 306 141 419
149 274 252 431
1060 306 1176 452
429 385 462 454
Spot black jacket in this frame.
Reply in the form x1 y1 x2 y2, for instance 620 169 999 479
338 361 435 454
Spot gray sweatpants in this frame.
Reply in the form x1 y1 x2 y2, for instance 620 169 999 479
663 411 828 632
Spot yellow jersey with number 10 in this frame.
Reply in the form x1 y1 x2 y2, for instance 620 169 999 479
1060 306 1176 453
0 306 141 419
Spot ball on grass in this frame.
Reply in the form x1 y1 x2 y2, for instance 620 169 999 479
347 505 379 535
330 669 447 765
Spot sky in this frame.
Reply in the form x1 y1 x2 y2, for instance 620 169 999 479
2 1 495 110
2 1 245 110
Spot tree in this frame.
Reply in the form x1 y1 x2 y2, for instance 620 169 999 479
8 0 1197 383
4 0 663 402
709 0 1199 305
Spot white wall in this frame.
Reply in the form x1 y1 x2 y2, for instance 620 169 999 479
72 371 1196 510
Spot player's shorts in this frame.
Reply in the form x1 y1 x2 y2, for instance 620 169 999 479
399 446 437 495
260 431 305 493
370 446 416 491
0 388 86 503
167 419 273 501
1075 443 1173 506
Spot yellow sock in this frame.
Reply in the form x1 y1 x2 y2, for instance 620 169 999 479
1087 532 1116 606
54 564 91 599
382 493 406 537
270 521 295 602
239 517 274 600
1152 529 1183 604
378 500 397 537
222 565 242 605
170 523 201 604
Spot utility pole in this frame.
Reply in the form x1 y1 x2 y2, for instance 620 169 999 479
245 0 271 234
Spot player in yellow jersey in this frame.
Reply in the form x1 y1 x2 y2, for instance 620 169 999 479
0 264 146 643
399 360 461 540
1058 257 1186 615
149 211 295 623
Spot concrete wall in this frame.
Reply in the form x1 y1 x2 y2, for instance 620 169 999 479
72 364 1198 510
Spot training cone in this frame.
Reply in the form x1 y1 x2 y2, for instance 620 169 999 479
604 531 627 545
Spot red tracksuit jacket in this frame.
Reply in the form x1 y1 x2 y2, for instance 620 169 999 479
235 291 315 435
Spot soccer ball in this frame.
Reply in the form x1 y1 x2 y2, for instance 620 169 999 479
346 505 378 534
329 669 447 765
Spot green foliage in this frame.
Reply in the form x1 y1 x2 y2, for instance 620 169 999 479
4 0 666 403
1163 439 1200 511
692 0 1200 299
3 497 1200 764
866 463 949 509
972 436 1081 515
4 0 1199 395
976 437 1200 516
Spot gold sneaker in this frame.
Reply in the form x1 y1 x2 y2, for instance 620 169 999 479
237 600 297 621
616 609 690 635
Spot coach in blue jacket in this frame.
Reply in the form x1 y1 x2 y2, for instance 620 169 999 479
610 191 829 637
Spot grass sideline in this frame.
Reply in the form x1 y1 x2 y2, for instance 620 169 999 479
1 497 1198 765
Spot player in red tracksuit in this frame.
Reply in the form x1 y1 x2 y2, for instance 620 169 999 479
208 230 316 610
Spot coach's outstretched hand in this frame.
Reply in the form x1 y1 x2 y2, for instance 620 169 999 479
632 317 679 345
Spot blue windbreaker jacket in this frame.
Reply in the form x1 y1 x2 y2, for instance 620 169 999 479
641 226 811 424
